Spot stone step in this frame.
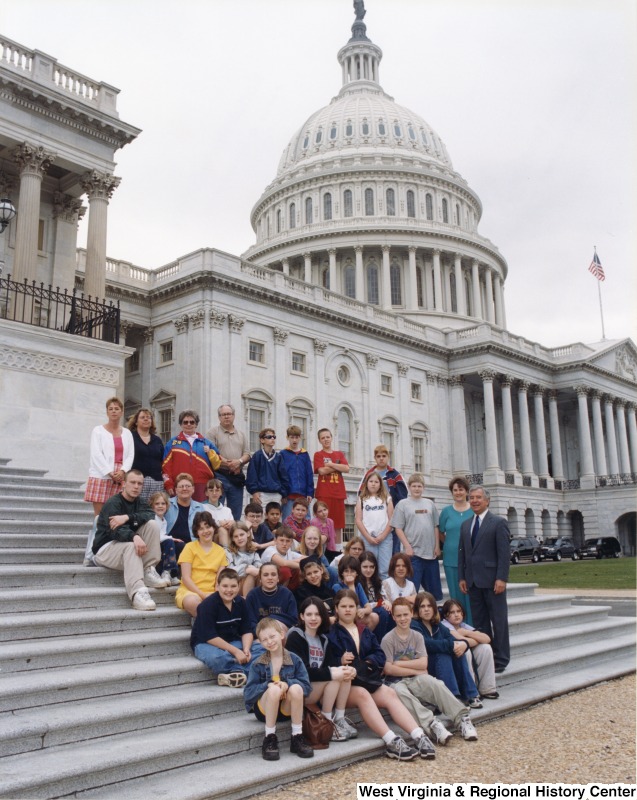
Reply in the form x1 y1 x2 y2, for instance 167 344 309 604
509 614 635 657
0 564 130 588
0 585 178 613
506 592 576 615
0 601 185 642
0 506 94 521
0 655 209 713
0 519 93 535
0 482 82 498
1 547 84 564
0 627 192 673
0 465 49 479
72 658 637 800
0 495 87 509
0 533 88 549
507 602 612 634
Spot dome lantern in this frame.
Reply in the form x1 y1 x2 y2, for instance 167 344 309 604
337 1 383 94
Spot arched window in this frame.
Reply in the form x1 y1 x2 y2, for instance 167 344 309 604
406 190 415 218
337 407 353 462
408 125 416 141
315 128 323 144
442 198 449 223
345 119 353 137
364 188 374 216
302 135 309 150
386 188 396 216
425 193 433 221
367 261 379 305
305 197 313 225
323 192 332 221
390 261 402 305
393 121 402 137
330 124 338 140
416 267 424 307
378 120 386 136
289 203 296 229
321 266 330 290
450 274 457 312
266 217 270 237
343 189 353 218
361 119 370 136
421 129 428 147
344 264 356 298
276 209 281 233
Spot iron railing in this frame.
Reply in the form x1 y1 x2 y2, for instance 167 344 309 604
0 275 120 344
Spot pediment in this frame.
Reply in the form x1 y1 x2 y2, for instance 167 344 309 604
588 339 637 383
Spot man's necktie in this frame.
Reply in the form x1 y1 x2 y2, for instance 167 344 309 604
471 515 480 547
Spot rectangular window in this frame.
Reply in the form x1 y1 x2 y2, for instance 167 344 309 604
291 415 308 446
160 340 173 364
380 374 393 395
291 351 307 374
411 381 422 401
382 431 395 465
248 340 265 365
249 408 265 451
413 436 424 472
159 409 172 442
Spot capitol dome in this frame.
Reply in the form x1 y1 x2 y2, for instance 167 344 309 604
242 8 508 332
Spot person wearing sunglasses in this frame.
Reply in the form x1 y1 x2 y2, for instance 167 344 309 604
246 428 290 511
162 409 221 501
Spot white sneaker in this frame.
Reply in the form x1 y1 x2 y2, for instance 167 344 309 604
339 716 358 738
429 718 453 746
332 717 357 741
144 566 169 588
160 570 172 585
132 588 156 611
170 575 181 586
458 717 478 741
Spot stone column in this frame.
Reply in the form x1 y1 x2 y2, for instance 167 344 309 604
548 391 565 481
454 253 466 316
484 267 495 323
517 381 537 483
449 375 470 474
500 375 519 479
424 256 434 309
603 396 620 475
51 193 86 291
479 369 503 481
381 245 392 309
575 386 596 483
12 143 56 285
80 170 121 300
354 246 364 302
303 252 312 284
432 249 443 311
407 246 418 311
615 401 631 475
532 387 552 485
471 260 482 319
590 391 608 477
281 258 289 276
328 248 337 293
626 403 637 475
442 259 452 313
493 274 504 327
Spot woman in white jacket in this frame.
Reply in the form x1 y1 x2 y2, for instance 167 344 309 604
84 397 134 515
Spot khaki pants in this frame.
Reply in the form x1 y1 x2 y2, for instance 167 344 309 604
94 521 161 599
394 673 468 732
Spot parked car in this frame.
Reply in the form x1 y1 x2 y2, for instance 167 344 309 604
579 537 622 559
539 537 579 561
509 537 542 564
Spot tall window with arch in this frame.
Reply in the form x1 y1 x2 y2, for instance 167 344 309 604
337 407 353 463
416 266 424 308
386 188 396 216
425 193 433 221
321 265 330 290
406 189 416 218
442 198 449 223
276 209 281 233
343 189 353 218
305 197 313 225
367 261 379 305
323 192 332 221
289 203 296 229
344 264 356 299
364 187 374 216
390 260 402 306
455 203 461 225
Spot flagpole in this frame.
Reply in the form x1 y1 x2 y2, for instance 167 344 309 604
594 246 606 340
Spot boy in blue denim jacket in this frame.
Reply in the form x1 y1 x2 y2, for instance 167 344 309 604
244 617 313 761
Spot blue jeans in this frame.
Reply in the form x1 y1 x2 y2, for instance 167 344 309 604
411 555 443 601
427 650 479 700
194 640 264 676
216 473 245 521
365 535 393 581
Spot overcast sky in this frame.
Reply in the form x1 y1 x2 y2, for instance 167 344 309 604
2 0 635 348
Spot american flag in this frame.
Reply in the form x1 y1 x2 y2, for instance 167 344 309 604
589 250 605 281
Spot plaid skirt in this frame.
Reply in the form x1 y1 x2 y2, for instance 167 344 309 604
84 463 123 503
141 476 165 502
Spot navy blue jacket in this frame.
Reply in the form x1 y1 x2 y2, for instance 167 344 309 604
246 449 290 496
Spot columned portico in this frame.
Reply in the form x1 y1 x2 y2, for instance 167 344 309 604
575 386 596 487
500 375 519 480
532 388 553 487
603 396 620 476
81 170 121 300
517 380 537 484
449 375 469 474
479 369 503 482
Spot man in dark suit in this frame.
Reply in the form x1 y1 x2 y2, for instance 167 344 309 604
458 486 510 672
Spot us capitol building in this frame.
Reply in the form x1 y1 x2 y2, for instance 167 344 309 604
0 6 635 551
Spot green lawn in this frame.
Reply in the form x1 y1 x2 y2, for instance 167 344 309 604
508 556 636 590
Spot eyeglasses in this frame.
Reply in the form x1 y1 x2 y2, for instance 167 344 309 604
263 435 276 440
182 420 197 425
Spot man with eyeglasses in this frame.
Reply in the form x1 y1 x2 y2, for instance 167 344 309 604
206 404 251 521
162 409 221 501
245 428 290 511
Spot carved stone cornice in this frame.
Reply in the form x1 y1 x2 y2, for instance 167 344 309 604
366 353 379 368
53 192 86 224
13 142 56 177
397 362 409 377
173 314 189 334
314 339 328 355
143 327 154 344
228 314 245 333
273 327 289 345
0 344 118 386
189 309 205 329
80 170 121 201
209 309 226 329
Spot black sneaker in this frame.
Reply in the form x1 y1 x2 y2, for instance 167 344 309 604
262 733 280 761
290 733 314 758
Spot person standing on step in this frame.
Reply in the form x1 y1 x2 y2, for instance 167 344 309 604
206 404 251 521
458 485 511 674
92 469 168 611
